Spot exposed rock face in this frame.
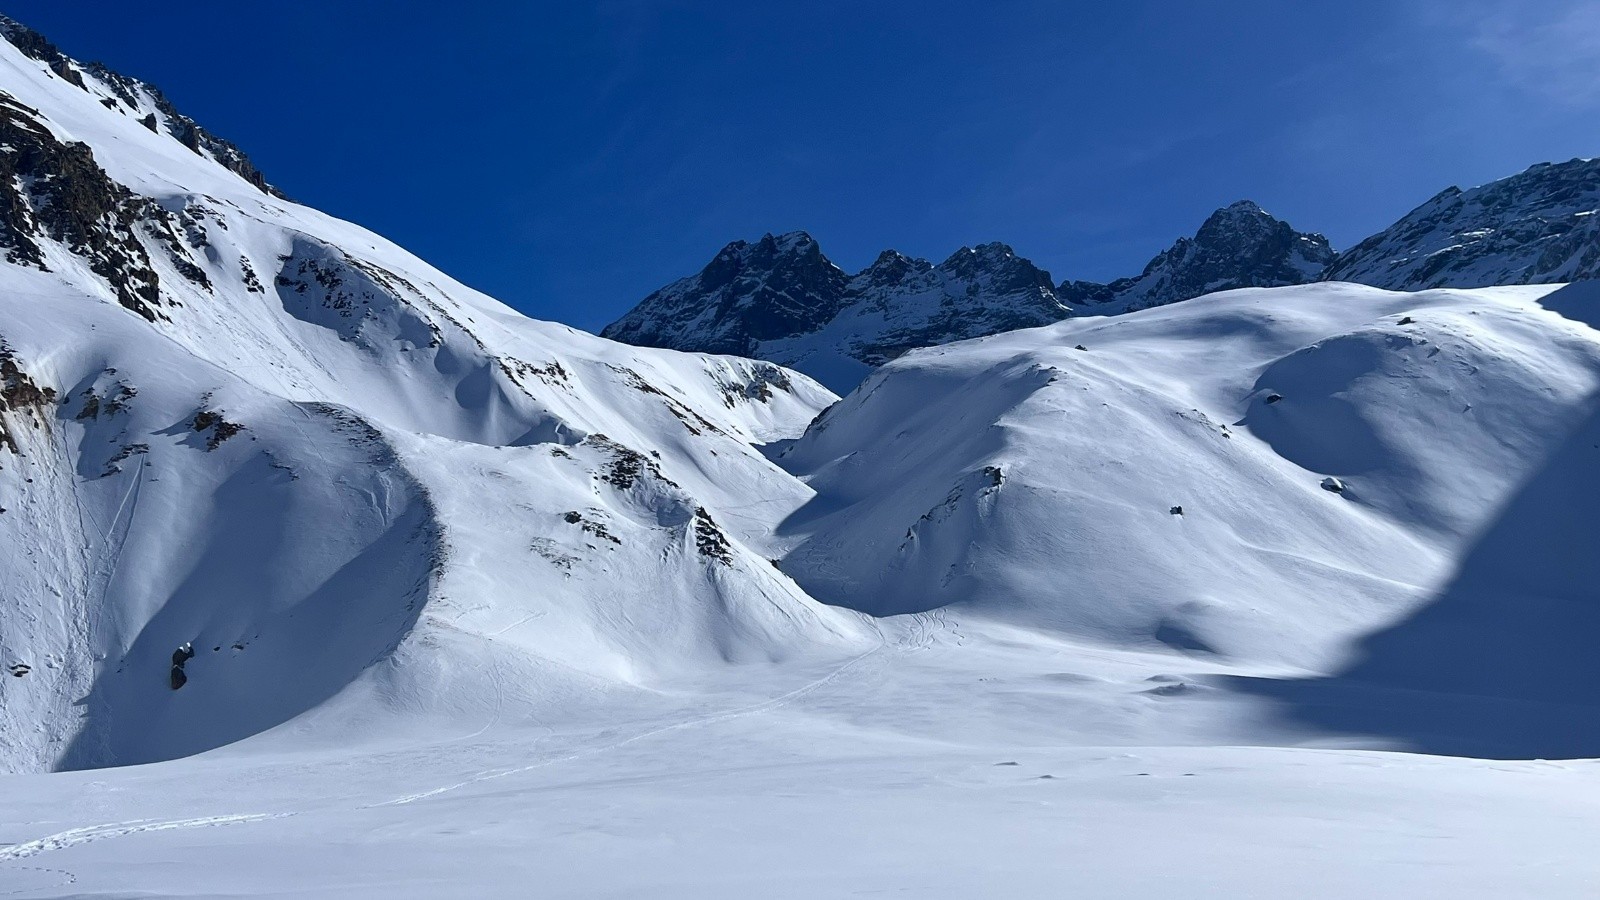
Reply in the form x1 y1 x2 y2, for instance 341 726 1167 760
603 233 1071 390
603 232 851 357
0 14 283 199
1323 159 1600 290
843 242 1066 364
0 92 164 320
0 342 56 455
1064 201 1336 313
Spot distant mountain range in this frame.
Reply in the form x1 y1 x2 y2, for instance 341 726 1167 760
604 161 1600 390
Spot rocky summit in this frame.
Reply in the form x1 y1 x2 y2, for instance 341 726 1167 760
1323 158 1600 290
606 203 1332 390
603 234 1071 391
1063 200 1336 313
600 232 851 358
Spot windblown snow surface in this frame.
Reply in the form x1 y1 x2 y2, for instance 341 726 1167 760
5 31 1600 900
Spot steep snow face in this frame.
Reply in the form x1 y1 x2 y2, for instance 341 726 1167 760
605 234 1069 392
1063 201 1336 313
775 283 1600 670
0 25 867 772
1325 159 1600 290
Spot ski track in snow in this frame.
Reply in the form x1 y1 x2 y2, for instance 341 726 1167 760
0 617 917 872
370 620 906 808
0 865 75 897
0 813 291 864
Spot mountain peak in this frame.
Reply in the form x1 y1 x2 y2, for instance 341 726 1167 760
1066 202 1335 314
1324 157 1600 290
759 230 820 253
603 231 851 357
605 236 1067 390
940 241 1018 266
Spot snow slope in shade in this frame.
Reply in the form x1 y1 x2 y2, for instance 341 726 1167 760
0 26 869 772
776 283 1600 677
0 280 440 771
1243 281 1600 758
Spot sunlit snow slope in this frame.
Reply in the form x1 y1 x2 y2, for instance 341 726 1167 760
775 282 1600 753
0 27 868 773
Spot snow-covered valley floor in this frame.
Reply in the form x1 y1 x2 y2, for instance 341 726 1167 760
7 614 1600 898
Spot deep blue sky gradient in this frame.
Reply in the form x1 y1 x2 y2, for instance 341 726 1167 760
7 1 1598 330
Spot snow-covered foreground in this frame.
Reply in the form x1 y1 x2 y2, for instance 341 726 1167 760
6 18 1600 897
7 615 1600 898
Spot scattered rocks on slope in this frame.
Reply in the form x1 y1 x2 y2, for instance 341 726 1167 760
717 363 793 407
692 507 734 566
101 442 148 477
192 409 244 450
0 343 56 455
584 433 678 491
561 509 621 546
169 642 195 690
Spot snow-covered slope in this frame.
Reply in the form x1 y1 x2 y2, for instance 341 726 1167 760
7 277 1600 896
776 282 1600 680
1324 158 1600 290
0 18 868 773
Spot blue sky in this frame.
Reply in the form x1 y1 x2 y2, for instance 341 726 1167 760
8 1 1598 330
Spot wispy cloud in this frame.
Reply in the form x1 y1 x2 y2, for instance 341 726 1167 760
1450 0 1600 105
